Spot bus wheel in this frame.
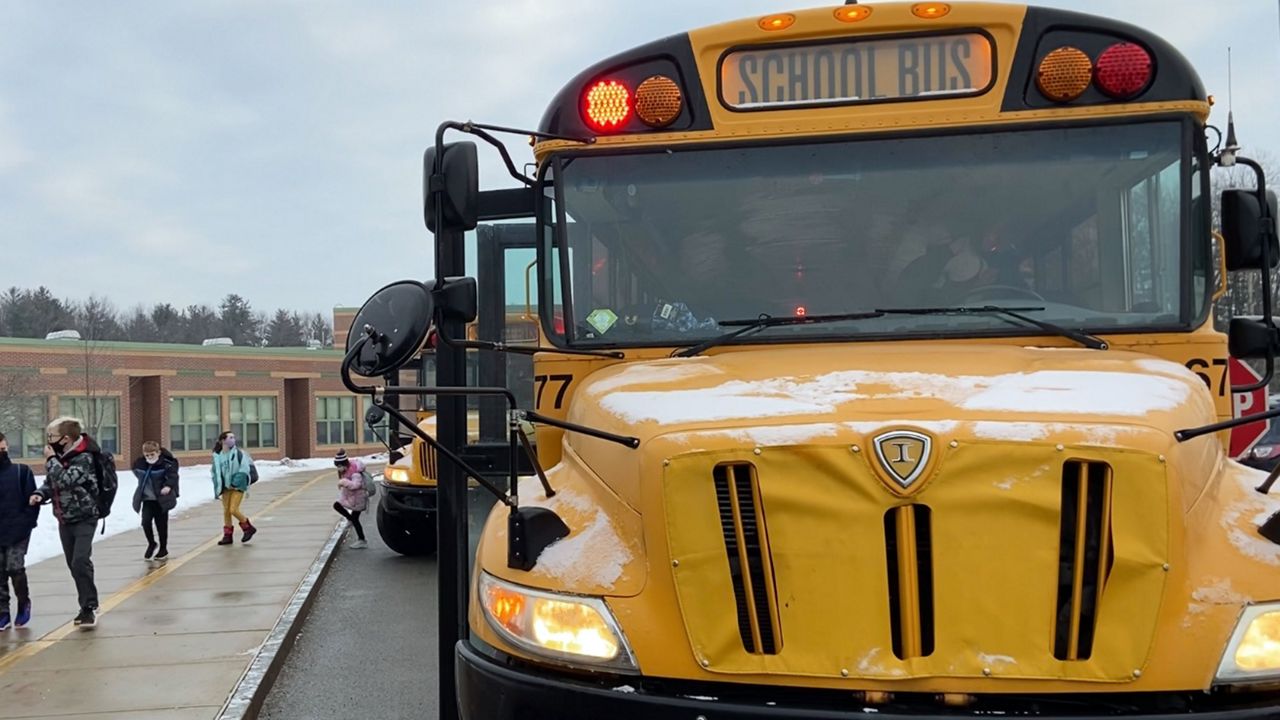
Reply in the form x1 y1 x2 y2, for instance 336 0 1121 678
377 503 438 556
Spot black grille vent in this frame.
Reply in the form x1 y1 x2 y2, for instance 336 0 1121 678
1053 460 1114 661
884 504 935 659
713 463 781 655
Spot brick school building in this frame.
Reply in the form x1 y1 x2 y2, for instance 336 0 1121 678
0 324 407 470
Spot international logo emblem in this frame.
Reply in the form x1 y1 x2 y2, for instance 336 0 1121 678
873 430 932 490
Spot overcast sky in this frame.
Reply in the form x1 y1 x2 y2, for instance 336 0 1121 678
1 1 1276 315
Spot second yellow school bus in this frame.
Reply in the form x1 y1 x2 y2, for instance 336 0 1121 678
449 3 1280 718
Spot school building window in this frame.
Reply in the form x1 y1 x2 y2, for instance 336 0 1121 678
2 396 48 459
230 396 277 449
316 396 355 446
169 396 221 452
58 396 119 454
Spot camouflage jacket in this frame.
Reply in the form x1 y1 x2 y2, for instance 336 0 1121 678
36 437 100 525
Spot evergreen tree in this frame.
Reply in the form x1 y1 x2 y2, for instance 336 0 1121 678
28 287 73 338
151 303 181 342
124 305 158 342
183 304 220 344
73 295 123 341
218 294 257 346
308 312 334 347
265 308 305 347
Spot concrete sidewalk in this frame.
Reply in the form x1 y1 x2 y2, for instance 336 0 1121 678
0 467 352 719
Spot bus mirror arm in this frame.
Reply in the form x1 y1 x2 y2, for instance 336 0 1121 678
1175 404 1280 444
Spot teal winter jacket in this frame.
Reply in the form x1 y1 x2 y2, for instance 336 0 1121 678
211 448 253 497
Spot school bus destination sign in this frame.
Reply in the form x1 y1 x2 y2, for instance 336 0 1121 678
720 32 995 109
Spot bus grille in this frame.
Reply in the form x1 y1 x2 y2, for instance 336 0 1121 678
714 463 782 655
1053 460 1114 661
884 504 935 659
417 441 438 481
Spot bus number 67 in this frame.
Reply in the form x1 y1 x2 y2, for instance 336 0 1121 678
1185 357 1229 396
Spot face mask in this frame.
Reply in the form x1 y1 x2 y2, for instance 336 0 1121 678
0 450 9 464
48 439 66 455
224 437 237 449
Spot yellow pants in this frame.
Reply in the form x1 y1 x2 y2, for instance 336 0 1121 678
221 490 247 526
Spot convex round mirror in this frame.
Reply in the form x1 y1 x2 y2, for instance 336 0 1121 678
346 280 435 377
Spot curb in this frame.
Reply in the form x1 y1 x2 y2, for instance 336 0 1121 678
216 520 348 720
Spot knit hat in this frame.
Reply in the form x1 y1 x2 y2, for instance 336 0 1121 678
333 449 349 466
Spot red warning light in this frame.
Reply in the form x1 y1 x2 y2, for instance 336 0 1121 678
583 80 632 131
1095 42 1152 99
795 306 807 317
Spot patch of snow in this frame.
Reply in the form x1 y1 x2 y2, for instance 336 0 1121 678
696 423 841 447
843 420 960 436
977 653 1017 667
1192 578 1250 607
1221 466 1280 567
995 477 1018 491
601 367 1198 425
516 476 593 514
1135 359 1204 384
24 455 370 566
682 695 718 702
960 371 1191 416
613 685 636 694
972 421 1050 441
535 509 631 590
584 361 724 396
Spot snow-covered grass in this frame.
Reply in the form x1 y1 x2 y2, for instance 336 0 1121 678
26 454 384 565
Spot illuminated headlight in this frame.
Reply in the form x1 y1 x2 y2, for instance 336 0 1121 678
384 466 411 484
1216 603 1280 683
479 572 637 672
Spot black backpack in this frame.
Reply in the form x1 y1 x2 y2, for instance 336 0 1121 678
237 449 259 485
90 449 120 521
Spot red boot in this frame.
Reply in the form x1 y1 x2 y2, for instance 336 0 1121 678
240 519 257 543
217 526 233 545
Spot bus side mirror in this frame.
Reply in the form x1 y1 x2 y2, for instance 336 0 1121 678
434 276 478 324
1222 189 1279 271
424 141 479 233
1229 317 1280 359
346 280 436 377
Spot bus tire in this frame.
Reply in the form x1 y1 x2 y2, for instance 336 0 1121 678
377 504 438 556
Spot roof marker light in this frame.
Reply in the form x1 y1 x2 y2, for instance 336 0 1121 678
912 3 951 19
758 13 795 31
834 5 873 22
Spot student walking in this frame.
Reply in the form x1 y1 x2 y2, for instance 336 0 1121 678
0 432 39 631
211 431 257 546
28 417 104 629
131 441 179 561
332 449 369 549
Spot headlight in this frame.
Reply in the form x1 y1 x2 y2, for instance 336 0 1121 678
1216 603 1280 683
479 572 637 672
384 466 411 484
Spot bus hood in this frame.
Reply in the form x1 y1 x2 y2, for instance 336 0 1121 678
555 343 1231 685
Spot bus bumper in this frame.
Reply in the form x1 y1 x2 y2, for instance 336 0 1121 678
378 481 436 517
457 642 1280 720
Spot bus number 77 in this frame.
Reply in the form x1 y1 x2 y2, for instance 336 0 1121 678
534 374 573 410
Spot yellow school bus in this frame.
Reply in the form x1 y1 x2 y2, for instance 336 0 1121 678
377 313 540 555
441 3 1280 718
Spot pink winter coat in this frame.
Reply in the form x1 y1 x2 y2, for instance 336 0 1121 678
336 459 369 512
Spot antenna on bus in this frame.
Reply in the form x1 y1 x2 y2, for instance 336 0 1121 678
1221 46 1241 166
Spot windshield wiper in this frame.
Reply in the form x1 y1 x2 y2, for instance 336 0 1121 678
874 305 1109 350
674 311 884 358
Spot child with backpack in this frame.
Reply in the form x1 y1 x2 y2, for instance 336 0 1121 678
27 416 109 629
333 449 373 549
131 441 179 561
0 432 39 631
211 431 258 546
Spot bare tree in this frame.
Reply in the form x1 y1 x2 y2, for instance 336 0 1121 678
0 369 39 456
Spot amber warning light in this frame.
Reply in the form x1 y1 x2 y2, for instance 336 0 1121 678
583 80 632 131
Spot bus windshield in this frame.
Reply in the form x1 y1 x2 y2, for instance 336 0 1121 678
550 121 1205 347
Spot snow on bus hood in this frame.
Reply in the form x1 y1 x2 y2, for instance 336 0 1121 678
570 343 1216 440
